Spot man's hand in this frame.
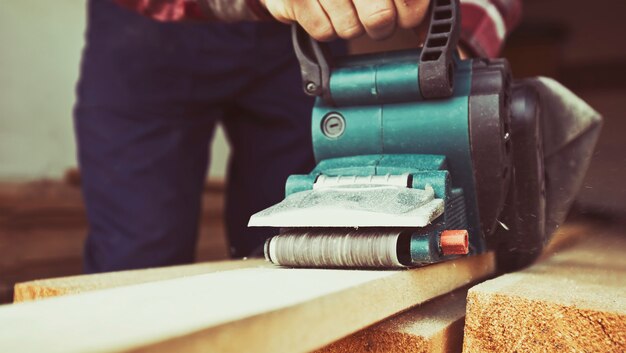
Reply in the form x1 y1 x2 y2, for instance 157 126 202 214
260 0 430 41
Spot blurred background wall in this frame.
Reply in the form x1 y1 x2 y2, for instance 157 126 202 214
0 1 229 181
0 1 84 180
507 0 626 217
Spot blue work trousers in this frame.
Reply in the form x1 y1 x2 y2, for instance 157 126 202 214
75 0 324 272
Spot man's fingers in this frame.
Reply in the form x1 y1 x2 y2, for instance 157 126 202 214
293 0 336 41
263 0 342 41
352 0 397 40
262 0 430 41
393 0 430 29
318 0 364 39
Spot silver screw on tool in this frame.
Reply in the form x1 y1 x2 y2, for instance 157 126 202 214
306 82 317 93
321 113 346 138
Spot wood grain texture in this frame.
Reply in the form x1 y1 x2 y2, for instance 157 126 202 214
315 287 469 353
0 253 494 353
11 221 593 353
14 259 268 302
463 227 626 353
313 222 601 353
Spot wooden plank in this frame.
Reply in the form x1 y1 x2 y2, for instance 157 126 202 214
316 287 469 353
314 222 592 353
463 226 626 352
14 259 268 302
12 221 591 353
16 260 471 353
0 253 494 353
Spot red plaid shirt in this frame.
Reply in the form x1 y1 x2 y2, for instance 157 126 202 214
114 0 522 58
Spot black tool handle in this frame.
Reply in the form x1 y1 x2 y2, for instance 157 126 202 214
291 0 461 100
419 0 461 99
291 24 332 100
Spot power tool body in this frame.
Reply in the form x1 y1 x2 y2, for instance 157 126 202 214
249 0 602 271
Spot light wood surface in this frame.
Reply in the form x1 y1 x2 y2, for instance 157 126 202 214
12 219 595 353
313 222 595 353
14 259 268 302
0 253 494 353
463 226 626 352
316 287 469 353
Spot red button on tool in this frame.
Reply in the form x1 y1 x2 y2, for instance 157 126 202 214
440 230 469 255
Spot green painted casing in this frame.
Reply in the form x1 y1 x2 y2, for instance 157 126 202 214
283 52 487 263
310 59 483 252
284 154 465 265
285 154 447 196
329 50 423 106
409 233 442 264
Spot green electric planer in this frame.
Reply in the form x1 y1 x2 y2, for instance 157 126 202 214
249 0 602 271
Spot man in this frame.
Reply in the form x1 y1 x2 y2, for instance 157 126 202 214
76 0 521 273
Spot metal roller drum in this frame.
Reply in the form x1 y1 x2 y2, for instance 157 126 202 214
264 229 410 268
